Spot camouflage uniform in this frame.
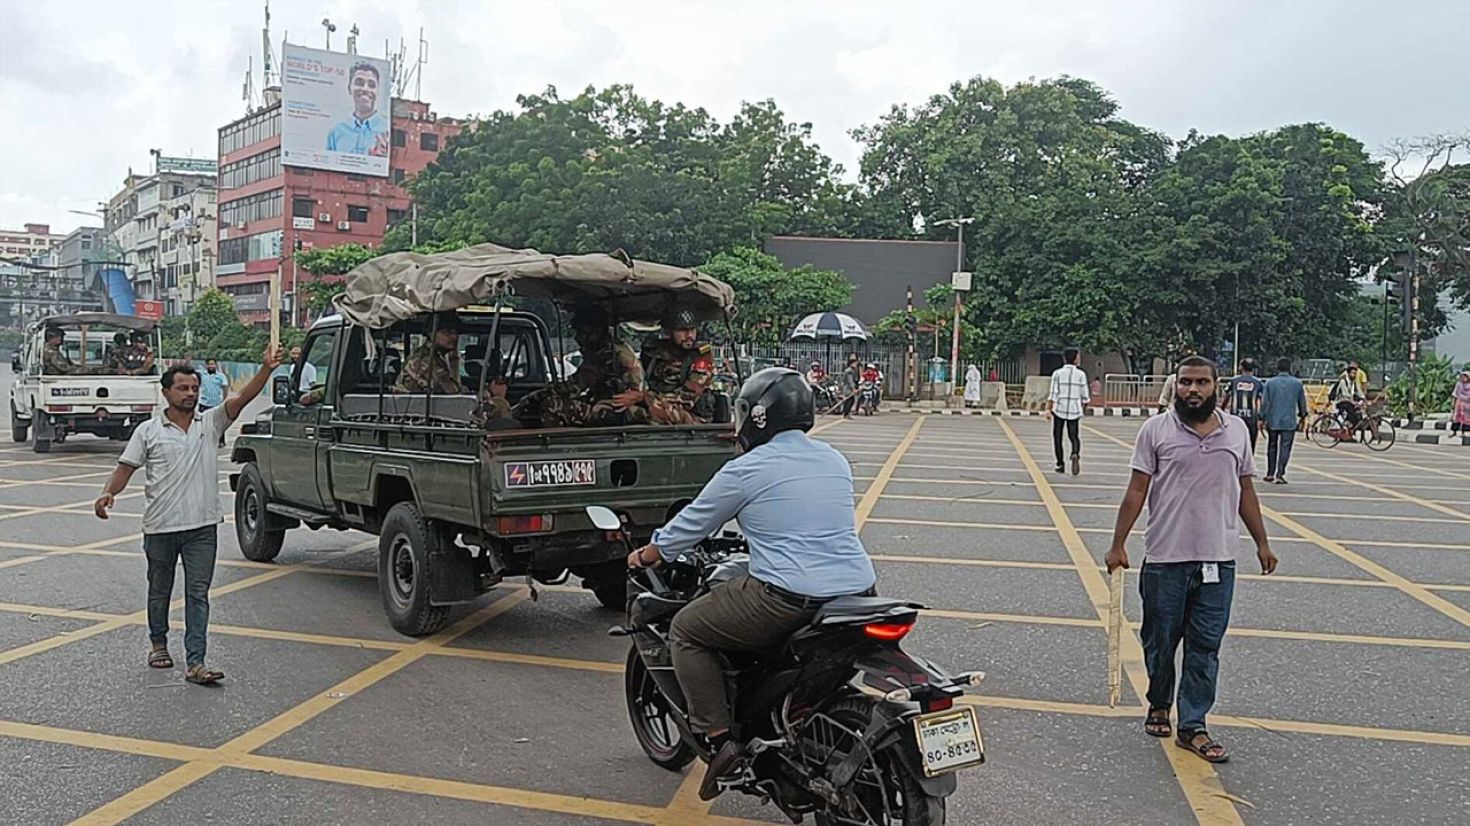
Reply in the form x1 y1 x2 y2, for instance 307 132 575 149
642 339 715 425
528 340 648 428
396 344 463 394
470 393 516 429
103 346 151 375
42 343 84 375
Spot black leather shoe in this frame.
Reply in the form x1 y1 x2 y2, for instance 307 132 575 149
699 740 748 801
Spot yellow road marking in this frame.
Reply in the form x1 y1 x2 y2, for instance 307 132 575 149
70 592 531 826
854 417 924 528
872 553 1076 571
998 417 1245 826
1289 462 1470 523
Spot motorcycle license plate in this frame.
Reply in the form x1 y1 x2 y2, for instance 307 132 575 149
914 707 984 776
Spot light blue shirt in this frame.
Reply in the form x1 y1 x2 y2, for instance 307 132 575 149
651 430 876 598
1260 374 1309 431
199 370 229 407
325 112 389 154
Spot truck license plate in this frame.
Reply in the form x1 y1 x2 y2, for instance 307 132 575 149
914 707 984 776
505 459 596 488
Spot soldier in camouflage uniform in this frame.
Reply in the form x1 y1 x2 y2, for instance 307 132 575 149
516 303 647 428
637 305 715 425
396 313 465 394
41 327 86 375
471 375 519 429
102 332 154 375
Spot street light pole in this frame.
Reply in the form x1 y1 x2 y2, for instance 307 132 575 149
935 217 973 396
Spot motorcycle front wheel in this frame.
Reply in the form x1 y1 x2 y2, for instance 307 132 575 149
624 645 696 771
808 697 946 826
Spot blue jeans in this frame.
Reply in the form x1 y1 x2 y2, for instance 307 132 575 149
1139 561 1235 732
144 525 217 667
1266 429 1296 479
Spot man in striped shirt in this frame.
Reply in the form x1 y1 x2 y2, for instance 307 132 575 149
1048 347 1090 475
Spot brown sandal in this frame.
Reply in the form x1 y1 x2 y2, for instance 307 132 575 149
185 665 225 685
1144 708 1171 738
147 648 173 669
1177 729 1229 763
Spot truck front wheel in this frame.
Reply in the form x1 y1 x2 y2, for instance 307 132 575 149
10 404 27 443
379 502 450 637
235 463 286 562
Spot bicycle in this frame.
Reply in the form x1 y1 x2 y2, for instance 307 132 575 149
1306 408 1396 451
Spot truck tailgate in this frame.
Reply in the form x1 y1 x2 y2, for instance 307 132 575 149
36 376 162 413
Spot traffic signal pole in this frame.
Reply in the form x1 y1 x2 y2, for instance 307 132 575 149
1408 267 1420 420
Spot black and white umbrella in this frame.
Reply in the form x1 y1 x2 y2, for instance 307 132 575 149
789 311 869 342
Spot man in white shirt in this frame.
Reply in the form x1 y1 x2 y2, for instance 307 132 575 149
95 346 282 685
1048 347 1090 475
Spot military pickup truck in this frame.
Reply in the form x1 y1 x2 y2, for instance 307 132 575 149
230 244 738 635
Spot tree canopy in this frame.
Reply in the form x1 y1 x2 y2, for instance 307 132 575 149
698 247 852 345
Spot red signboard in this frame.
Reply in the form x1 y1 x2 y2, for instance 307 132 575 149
135 300 164 320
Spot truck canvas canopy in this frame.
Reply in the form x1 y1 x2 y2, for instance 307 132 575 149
333 243 737 330
29 312 158 334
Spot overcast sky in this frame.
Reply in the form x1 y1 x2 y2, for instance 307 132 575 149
2 0 1467 235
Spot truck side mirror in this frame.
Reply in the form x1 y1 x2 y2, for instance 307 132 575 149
272 375 292 406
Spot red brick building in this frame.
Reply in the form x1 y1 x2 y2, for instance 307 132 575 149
215 97 461 325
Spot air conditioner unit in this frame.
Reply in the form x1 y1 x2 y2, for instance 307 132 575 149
234 222 246 230
337 221 351 231
318 212 331 223
409 111 420 121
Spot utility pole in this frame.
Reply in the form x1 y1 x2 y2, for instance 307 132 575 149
1409 264 1420 420
934 217 974 395
905 285 917 402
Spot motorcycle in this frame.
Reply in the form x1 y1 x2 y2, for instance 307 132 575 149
812 379 839 413
857 381 881 416
589 505 985 826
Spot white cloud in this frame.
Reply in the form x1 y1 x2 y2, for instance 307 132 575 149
2 0 1467 234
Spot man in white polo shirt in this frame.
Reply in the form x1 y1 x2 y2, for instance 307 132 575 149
95 346 281 685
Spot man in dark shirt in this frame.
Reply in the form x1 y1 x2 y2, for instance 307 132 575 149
1223 358 1264 453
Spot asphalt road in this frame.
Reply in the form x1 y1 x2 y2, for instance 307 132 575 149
2 370 1469 825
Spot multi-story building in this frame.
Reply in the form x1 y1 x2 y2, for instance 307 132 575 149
215 96 461 325
103 159 218 308
0 223 63 262
158 184 218 315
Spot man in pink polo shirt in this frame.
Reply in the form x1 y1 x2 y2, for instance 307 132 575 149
1106 356 1278 764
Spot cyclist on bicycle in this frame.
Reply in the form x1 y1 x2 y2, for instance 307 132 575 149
1329 361 1366 427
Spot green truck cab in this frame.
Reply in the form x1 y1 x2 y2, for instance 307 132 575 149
230 245 738 636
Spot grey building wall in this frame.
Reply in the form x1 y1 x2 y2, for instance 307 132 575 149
763 236 960 325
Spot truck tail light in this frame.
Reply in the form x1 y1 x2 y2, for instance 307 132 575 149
48 405 73 413
131 405 154 413
498 514 552 535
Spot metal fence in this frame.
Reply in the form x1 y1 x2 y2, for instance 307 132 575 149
1102 374 1171 407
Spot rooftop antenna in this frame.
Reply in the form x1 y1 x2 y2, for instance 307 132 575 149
242 54 256 113
347 24 359 55
261 0 276 87
322 18 336 50
397 28 428 101
389 37 404 96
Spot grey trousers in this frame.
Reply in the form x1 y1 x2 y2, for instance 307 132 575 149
669 575 816 733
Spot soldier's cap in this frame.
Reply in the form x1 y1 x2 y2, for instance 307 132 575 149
662 304 699 330
113 332 130 345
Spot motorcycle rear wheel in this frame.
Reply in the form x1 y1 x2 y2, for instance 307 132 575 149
810 697 946 826
624 645 696 771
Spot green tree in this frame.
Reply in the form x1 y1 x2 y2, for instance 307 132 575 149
1383 134 1470 330
389 85 859 265
295 243 384 316
697 247 852 345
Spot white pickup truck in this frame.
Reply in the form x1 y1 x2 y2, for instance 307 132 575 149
9 313 164 453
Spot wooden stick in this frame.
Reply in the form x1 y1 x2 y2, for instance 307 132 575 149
1107 567 1124 707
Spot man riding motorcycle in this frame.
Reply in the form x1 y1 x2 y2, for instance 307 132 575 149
626 367 876 800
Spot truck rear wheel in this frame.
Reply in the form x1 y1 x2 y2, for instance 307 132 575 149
379 502 450 637
235 463 286 562
581 559 629 611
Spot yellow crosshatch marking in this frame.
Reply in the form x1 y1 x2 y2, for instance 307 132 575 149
2 417 1468 824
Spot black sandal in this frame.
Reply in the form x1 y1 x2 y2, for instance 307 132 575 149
185 665 225 686
1176 729 1229 763
147 648 173 669
1144 708 1171 738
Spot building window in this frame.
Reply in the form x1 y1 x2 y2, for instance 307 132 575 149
420 132 439 151
293 197 316 219
392 168 406 185
346 174 366 182
220 148 282 190
218 105 282 156
219 229 284 266
387 208 406 225
81 240 91 250
219 189 282 227
347 205 370 223
392 129 407 148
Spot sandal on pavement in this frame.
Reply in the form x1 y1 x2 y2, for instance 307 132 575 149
147 648 173 669
185 665 225 686
1176 729 1229 763
1144 708 1172 738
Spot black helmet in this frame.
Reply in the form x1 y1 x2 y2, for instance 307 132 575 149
734 367 814 451
662 304 698 331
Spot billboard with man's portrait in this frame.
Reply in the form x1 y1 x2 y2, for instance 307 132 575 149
280 44 392 177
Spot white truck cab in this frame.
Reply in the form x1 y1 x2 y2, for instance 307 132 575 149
9 313 165 453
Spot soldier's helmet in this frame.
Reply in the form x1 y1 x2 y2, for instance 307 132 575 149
45 327 65 342
662 304 699 331
113 332 130 347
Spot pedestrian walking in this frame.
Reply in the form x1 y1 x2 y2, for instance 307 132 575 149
94 346 283 685
1451 370 1470 434
198 359 230 412
964 364 983 408
1047 347 1089 475
1223 358 1264 453
1260 358 1309 484
839 354 860 418
1107 355 1277 764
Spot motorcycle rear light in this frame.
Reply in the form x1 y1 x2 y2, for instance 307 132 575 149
863 622 914 641
922 697 954 713
498 514 551 534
